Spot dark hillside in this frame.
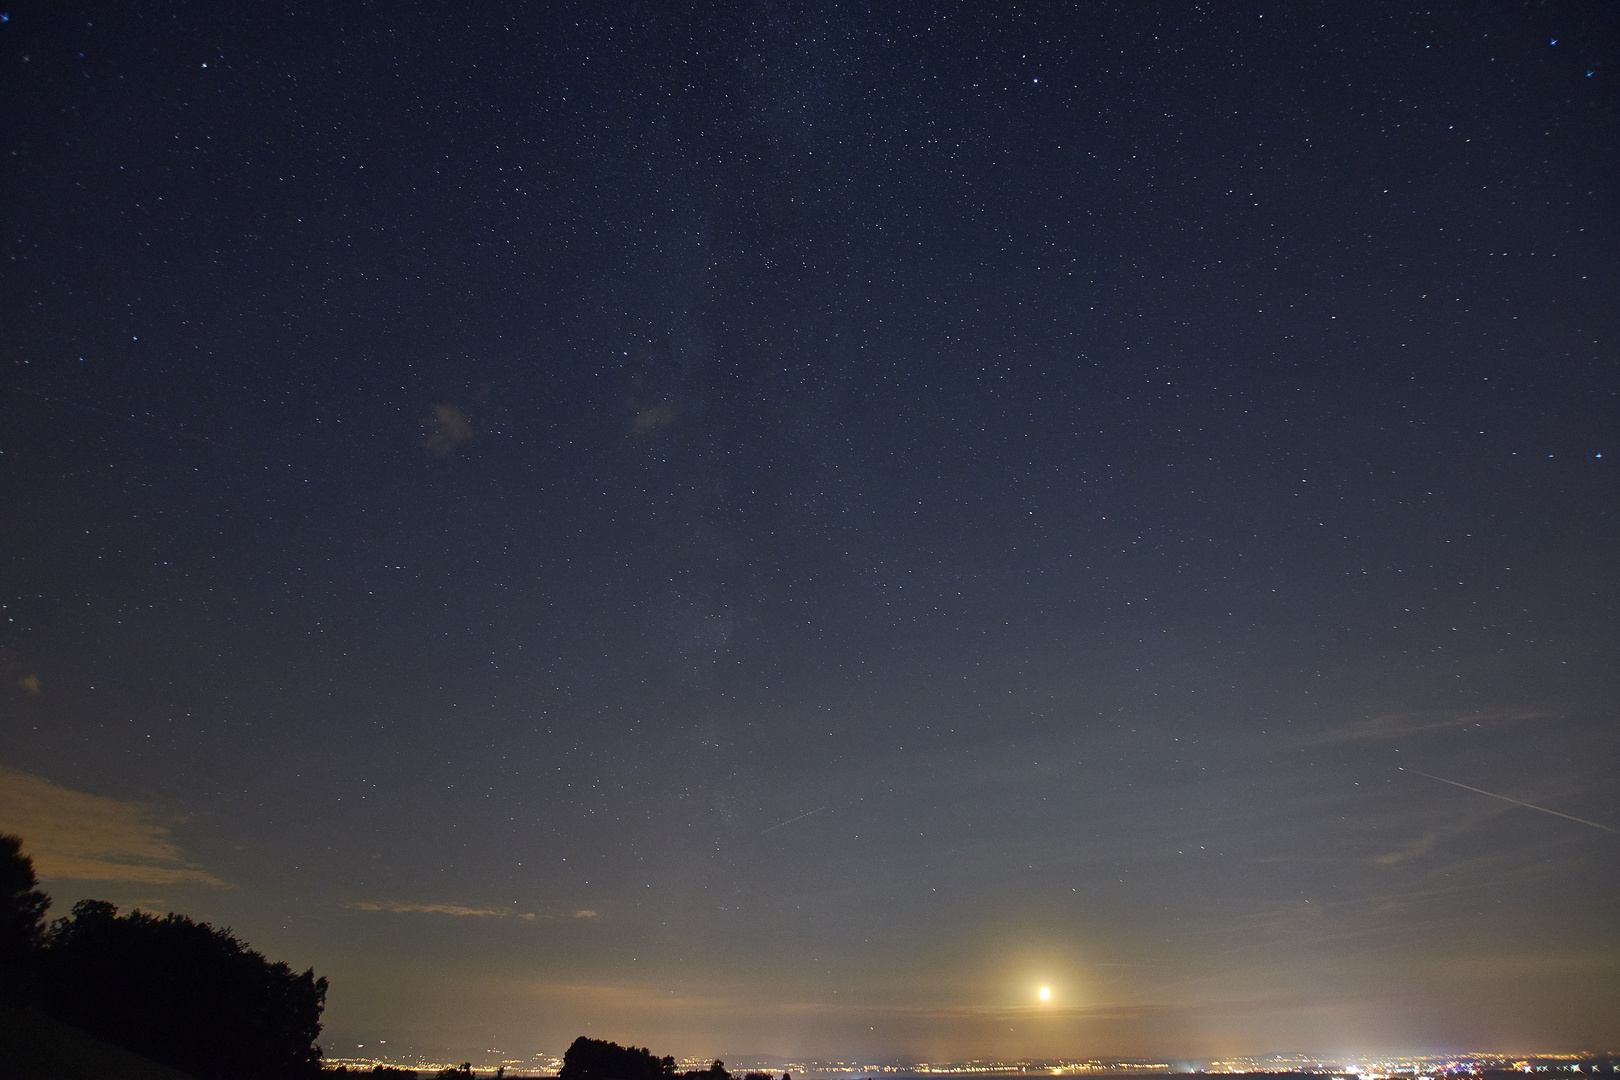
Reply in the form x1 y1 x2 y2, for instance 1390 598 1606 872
0 1007 198 1080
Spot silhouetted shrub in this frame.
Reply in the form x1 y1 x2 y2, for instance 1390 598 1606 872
0 833 51 1004
40 898 327 1079
680 1062 731 1080
0 835 50 954
560 1037 678 1080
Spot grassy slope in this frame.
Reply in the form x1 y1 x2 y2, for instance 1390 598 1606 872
0 1008 198 1080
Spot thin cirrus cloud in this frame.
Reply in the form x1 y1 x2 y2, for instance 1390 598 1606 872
1372 831 1442 867
1311 707 1549 744
350 900 599 921
0 765 226 886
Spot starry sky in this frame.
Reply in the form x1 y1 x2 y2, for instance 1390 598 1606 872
2 0 1617 1068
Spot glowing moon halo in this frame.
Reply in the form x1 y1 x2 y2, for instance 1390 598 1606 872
1038 986 1051 1001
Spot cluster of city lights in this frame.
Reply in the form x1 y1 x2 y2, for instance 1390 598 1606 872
320 1051 1618 1077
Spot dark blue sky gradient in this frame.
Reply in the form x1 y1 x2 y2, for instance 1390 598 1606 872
2 1 1616 1067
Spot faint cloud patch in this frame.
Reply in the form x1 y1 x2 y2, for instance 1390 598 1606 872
1313 707 1548 744
17 675 39 694
423 402 473 455
353 900 505 918
1433 951 1620 979
351 900 598 921
630 399 680 434
1373 831 1441 866
0 766 226 886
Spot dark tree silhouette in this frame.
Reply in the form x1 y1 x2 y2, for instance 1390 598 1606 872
560 1037 678 1080
680 1061 731 1080
40 898 327 1079
0 833 50 965
0 833 51 1005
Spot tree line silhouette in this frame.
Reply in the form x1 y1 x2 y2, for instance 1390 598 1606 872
6 835 795 1079
1 832 328 1079
329 1033 798 1080
559 1036 789 1080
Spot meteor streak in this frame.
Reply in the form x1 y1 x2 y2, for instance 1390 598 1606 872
1404 769 1618 834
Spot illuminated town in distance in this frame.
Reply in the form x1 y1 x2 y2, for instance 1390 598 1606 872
318 1052 1620 1078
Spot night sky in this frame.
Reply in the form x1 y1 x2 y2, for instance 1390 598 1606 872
2 0 1617 1068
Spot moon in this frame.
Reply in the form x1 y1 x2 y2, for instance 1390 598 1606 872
1038 986 1051 1001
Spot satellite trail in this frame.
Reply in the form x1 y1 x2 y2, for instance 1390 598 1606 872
761 807 826 834
1405 769 1618 834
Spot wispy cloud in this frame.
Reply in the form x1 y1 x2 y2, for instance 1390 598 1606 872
1431 951 1620 980
353 900 507 917
1312 707 1548 744
350 900 598 921
423 402 473 455
0 766 227 886
630 400 679 433
1372 830 1441 866
504 980 1147 1021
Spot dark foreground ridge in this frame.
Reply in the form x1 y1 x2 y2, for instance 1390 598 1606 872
0 1006 198 1080
1 832 328 1080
